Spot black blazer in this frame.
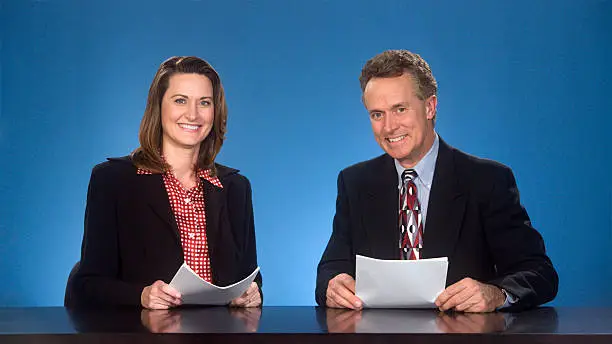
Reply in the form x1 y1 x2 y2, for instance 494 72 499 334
71 156 261 308
316 139 558 311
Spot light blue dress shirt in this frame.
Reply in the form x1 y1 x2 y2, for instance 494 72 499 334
393 132 440 231
392 132 515 308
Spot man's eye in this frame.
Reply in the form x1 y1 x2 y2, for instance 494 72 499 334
397 107 407 113
371 112 383 120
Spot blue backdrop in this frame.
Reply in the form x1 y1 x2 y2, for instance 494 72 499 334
1 0 610 307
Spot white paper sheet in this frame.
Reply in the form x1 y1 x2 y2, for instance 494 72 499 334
355 255 448 308
169 263 260 305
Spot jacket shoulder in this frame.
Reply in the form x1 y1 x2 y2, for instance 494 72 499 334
90 156 136 180
215 163 251 190
339 153 393 182
449 146 513 179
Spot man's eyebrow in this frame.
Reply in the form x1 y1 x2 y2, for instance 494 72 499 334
390 102 409 110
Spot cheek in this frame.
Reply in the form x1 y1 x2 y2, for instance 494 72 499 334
371 123 384 138
202 108 215 125
161 105 177 125
160 112 172 132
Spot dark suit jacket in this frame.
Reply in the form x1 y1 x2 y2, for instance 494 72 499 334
316 139 558 311
71 156 261 308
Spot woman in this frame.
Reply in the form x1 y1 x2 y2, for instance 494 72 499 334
71 56 262 309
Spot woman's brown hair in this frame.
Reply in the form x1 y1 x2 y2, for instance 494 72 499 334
132 56 227 175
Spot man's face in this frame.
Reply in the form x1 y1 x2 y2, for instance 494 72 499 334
363 73 437 168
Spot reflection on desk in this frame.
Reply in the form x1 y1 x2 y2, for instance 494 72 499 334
141 307 261 333
1 306 611 344
320 307 558 334
67 306 261 333
320 308 531 333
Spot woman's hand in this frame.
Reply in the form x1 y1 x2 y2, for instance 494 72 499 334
230 282 261 308
141 280 182 309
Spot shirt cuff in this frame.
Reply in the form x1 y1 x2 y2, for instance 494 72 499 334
497 289 518 310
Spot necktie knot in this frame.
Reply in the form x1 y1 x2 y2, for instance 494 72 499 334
401 169 418 184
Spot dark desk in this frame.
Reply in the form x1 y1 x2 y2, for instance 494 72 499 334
1 307 610 343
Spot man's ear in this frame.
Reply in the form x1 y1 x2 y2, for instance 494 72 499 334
426 95 437 120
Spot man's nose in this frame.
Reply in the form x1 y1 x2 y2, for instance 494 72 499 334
382 113 399 132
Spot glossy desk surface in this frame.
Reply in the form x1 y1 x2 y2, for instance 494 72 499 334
1 306 611 343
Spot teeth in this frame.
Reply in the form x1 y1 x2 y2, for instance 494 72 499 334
179 124 199 130
388 135 406 143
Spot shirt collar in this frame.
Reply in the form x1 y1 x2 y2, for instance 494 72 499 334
394 132 439 188
137 167 223 189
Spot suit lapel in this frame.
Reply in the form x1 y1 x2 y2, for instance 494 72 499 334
138 173 182 247
421 139 466 259
363 155 401 259
202 179 231 284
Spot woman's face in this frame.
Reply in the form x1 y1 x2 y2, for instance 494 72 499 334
160 73 214 152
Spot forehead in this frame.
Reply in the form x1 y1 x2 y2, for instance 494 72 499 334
363 73 418 106
166 73 212 93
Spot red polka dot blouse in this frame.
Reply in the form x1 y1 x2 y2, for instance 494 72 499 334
137 167 223 282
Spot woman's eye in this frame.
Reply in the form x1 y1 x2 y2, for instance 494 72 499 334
200 100 211 106
174 98 186 105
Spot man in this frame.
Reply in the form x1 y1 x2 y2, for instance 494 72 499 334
316 50 558 312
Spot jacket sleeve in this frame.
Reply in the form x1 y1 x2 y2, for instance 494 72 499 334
315 171 355 306
71 165 147 308
483 166 558 311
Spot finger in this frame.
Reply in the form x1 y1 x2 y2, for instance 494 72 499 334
436 279 470 307
249 283 260 296
244 298 261 308
458 294 484 313
329 289 356 309
251 287 261 305
231 299 247 307
148 300 170 310
243 283 257 298
326 297 340 308
157 288 182 306
327 289 351 309
439 288 476 311
335 274 356 293
247 294 262 307
464 302 491 313
161 283 182 299
326 274 359 308
454 296 479 312
237 284 256 301
333 282 362 309
146 281 179 306
241 290 261 308
153 289 181 306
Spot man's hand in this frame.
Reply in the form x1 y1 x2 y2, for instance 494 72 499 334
435 278 505 312
141 280 182 309
326 273 363 310
230 282 261 308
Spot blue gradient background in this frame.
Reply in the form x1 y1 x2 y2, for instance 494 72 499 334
1 0 610 307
